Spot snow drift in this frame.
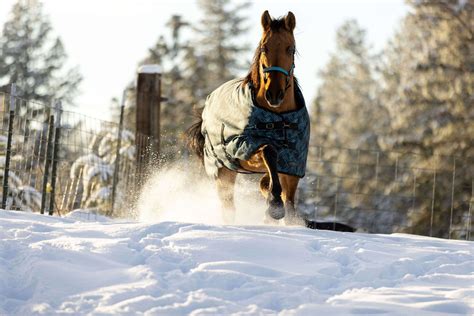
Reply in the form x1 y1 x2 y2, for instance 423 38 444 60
0 210 472 315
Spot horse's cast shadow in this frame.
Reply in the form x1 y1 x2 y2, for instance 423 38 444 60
305 220 355 232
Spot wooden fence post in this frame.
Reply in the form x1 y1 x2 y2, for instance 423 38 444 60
48 101 62 216
136 64 162 176
40 112 54 214
2 84 16 210
110 89 127 216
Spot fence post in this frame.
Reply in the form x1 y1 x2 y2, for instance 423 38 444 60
136 64 162 173
40 110 55 214
109 90 127 216
467 179 473 241
48 101 62 216
429 168 437 237
333 160 340 231
2 84 16 210
448 157 456 239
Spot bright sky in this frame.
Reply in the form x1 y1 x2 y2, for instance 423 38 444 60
0 0 408 121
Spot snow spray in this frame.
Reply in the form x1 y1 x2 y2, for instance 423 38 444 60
137 160 266 225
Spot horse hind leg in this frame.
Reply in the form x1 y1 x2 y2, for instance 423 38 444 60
259 173 279 224
216 168 237 224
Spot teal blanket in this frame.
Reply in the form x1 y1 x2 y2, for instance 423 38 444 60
201 79 310 178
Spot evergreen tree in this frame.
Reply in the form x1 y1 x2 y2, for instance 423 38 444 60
195 0 250 90
312 20 385 149
140 15 192 159
0 0 82 105
306 20 394 232
117 2 250 161
69 128 136 215
380 0 473 237
381 0 473 158
115 15 197 160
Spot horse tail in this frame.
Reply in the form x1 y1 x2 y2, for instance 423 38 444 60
186 107 205 164
259 173 270 198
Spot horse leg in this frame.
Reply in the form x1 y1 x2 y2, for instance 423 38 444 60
216 167 237 223
259 173 277 224
260 145 285 220
280 174 305 226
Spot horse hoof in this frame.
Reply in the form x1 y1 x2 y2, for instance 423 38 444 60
266 195 284 220
267 204 285 220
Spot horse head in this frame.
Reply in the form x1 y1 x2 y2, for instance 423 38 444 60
257 11 296 108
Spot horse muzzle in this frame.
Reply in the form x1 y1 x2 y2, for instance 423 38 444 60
265 89 285 107
262 64 294 107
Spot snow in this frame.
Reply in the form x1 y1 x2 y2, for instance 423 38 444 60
70 154 113 184
138 64 162 74
1 210 473 315
456 0 468 11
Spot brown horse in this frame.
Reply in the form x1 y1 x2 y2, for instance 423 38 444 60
188 11 308 225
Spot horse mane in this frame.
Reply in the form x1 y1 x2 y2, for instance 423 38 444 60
243 17 299 91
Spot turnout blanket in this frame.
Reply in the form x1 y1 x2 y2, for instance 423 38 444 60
201 78 310 178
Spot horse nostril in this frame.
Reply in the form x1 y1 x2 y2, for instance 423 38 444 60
277 90 284 101
265 90 272 102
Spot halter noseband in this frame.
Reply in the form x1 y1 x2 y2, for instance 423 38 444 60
262 64 295 77
262 63 295 90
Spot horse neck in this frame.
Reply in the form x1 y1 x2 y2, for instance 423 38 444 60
255 80 296 113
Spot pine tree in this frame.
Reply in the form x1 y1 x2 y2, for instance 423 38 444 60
312 20 385 149
141 15 192 159
306 20 394 232
117 2 251 161
0 0 82 105
69 128 136 215
195 0 250 90
381 0 473 157
380 0 474 238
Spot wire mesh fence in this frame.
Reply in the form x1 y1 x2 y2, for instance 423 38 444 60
0 88 472 240
0 89 154 217
300 145 473 240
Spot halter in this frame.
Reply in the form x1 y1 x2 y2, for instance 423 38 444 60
262 64 295 77
262 63 295 90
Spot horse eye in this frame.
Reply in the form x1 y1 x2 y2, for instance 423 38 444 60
287 47 295 55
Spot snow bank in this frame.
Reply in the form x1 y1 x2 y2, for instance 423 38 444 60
64 209 113 222
0 211 472 315
138 64 162 74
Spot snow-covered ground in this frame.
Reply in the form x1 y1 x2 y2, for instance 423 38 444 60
0 210 473 315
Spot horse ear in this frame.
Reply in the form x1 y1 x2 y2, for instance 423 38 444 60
285 11 296 31
261 10 272 31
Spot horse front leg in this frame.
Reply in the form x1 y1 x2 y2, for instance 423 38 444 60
216 167 237 224
260 145 285 220
280 174 305 226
